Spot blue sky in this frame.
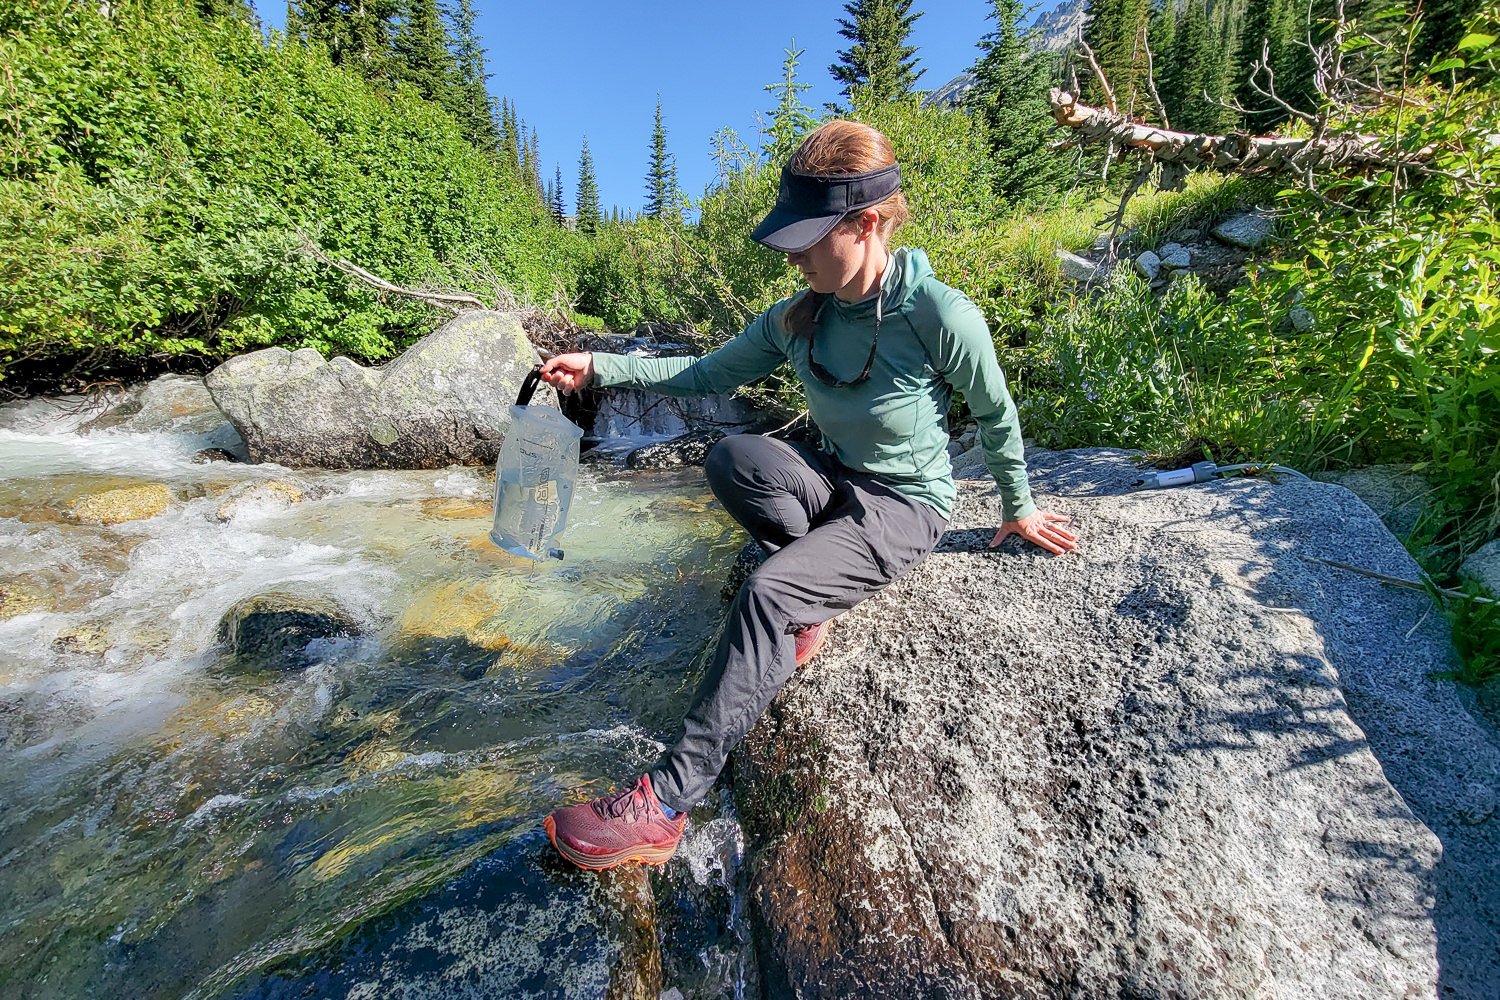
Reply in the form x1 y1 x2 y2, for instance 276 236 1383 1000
260 2 1060 216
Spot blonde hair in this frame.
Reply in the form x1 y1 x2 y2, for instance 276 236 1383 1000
781 120 909 336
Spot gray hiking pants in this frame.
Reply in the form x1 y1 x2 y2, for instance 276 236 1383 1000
648 434 947 811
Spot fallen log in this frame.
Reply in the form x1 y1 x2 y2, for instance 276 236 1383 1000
1047 87 1435 175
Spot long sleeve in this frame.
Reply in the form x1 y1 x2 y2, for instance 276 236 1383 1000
922 292 1035 522
591 308 787 398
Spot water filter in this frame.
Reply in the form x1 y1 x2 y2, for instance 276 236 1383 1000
489 367 583 560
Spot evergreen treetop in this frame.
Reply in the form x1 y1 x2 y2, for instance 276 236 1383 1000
829 0 926 104
764 40 818 159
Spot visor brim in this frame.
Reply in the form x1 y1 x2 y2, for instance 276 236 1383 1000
750 206 844 254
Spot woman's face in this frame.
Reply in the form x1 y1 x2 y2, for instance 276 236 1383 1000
786 210 884 298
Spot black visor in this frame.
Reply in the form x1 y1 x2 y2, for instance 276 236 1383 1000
750 163 903 253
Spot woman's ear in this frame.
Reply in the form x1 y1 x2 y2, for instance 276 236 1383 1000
855 208 881 241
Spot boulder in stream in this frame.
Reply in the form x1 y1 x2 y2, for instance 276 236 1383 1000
217 591 365 673
205 310 549 469
732 447 1500 999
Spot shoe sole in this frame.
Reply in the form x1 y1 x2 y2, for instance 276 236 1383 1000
543 815 680 871
795 622 830 668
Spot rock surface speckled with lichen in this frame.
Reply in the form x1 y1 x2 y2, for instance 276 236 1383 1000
732 447 1500 1000
205 310 549 469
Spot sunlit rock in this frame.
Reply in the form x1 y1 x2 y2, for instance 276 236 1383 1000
67 483 173 525
217 590 365 672
1212 208 1276 249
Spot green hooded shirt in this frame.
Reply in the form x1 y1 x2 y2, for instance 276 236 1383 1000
590 247 1034 522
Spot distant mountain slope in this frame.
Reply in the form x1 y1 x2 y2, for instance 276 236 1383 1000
922 0 1086 108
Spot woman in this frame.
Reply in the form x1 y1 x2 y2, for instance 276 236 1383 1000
539 120 1077 871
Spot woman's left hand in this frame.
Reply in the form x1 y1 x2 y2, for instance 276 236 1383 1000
990 510 1078 555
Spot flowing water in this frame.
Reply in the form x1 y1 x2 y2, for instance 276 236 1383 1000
0 379 757 999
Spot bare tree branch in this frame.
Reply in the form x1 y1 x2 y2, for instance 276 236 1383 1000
297 234 487 313
1076 31 1118 116
1140 25 1171 131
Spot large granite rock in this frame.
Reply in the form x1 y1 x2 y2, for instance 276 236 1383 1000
205 311 549 469
733 448 1500 999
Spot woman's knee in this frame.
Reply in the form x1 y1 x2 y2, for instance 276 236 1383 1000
705 434 765 497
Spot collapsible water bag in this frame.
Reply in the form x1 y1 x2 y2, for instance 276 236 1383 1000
489 367 583 560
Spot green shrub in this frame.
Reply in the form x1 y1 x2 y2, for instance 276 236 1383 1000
0 0 585 382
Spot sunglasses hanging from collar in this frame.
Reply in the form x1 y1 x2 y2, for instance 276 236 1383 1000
807 292 881 388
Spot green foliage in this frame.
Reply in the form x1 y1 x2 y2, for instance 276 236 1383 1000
1440 591 1500 685
829 0 926 105
291 0 399 79
0 0 584 381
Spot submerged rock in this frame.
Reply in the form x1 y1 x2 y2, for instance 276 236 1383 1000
217 591 364 672
0 581 51 620
211 479 308 523
67 483 173 525
626 429 724 469
734 448 1499 999
205 310 548 469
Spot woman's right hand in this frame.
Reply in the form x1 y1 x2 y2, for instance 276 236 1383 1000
539 352 594 395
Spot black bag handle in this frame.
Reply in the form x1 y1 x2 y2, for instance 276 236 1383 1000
515 365 543 407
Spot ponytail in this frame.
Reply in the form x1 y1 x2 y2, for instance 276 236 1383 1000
781 289 829 337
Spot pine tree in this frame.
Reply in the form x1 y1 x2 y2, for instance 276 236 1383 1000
500 99 519 170
551 164 566 223
519 122 532 179
764 41 818 158
576 136 602 236
644 95 681 221
1081 0 1153 119
391 0 454 103
445 0 499 149
828 0 926 104
528 131 543 197
965 0 1070 206
291 1 400 79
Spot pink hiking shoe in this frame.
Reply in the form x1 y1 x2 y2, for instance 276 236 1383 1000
794 620 831 668
543 774 686 871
